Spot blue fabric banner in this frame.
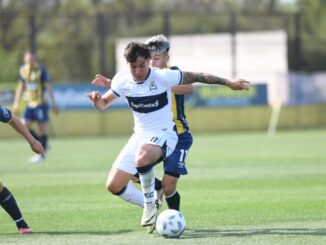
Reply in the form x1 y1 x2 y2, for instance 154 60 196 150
53 83 267 110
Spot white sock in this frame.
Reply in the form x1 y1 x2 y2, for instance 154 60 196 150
118 182 144 207
138 168 155 205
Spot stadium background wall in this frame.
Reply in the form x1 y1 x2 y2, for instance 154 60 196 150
0 105 325 138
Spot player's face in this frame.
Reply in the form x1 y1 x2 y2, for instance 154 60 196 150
128 56 150 82
150 53 169 69
24 53 36 65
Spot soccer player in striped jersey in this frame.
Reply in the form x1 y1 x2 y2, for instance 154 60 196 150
88 41 249 229
144 34 193 215
12 51 59 163
0 105 44 234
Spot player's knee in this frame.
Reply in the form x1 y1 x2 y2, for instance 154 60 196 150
106 180 122 194
135 145 149 165
136 144 162 166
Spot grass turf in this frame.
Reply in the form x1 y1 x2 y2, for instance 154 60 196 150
0 129 325 244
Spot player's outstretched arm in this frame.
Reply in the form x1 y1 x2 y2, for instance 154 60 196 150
182 72 250 91
9 115 45 155
172 85 194 95
225 79 250 91
92 74 112 87
12 83 24 114
86 90 117 110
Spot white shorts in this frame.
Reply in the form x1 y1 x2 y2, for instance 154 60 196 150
112 129 178 175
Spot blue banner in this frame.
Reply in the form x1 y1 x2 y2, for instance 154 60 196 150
53 83 267 110
53 84 128 110
185 84 268 107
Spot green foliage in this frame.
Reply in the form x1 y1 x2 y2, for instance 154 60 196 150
170 15 231 34
0 0 325 84
297 0 326 71
0 49 18 83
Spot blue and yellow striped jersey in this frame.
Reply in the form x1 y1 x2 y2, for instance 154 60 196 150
19 63 48 107
169 66 189 135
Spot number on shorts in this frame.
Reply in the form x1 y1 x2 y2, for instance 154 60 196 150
179 149 189 162
150 137 159 143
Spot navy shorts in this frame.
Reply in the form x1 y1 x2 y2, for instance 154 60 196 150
24 104 49 123
163 131 193 177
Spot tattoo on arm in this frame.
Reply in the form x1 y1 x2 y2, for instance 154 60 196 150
182 72 228 85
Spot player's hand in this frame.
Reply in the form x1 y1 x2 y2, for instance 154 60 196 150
226 79 250 91
86 91 101 102
30 140 45 155
92 74 112 87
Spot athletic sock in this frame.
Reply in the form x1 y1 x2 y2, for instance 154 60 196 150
136 165 155 205
40 135 48 151
0 187 26 228
29 129 40 141
115 182 144 207
165 191 180 211
133 174 162 191
154 178 162 191
16 219 29 229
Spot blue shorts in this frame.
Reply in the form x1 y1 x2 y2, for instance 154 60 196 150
24 104 49 123
163 131 193 177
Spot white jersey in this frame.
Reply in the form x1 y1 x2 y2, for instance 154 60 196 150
111 67 183 134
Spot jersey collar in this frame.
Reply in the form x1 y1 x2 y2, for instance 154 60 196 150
134 68 151 85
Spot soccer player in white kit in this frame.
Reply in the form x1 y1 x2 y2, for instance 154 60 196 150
87 42 250 227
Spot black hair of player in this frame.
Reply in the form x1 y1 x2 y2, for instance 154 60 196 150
124 42 151 63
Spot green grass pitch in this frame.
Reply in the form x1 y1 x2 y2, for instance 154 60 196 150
0 130 326 244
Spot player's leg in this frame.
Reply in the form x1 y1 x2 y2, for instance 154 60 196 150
162 174 180 210
136 130 178 226
29 119 47 163
135 143 162 227
23 107 43 163
132 172 164 235
132 173 163 208
36 104 50 151
106 168 143 207
162 131 193 211
30 105 49 163
37 122 48 151
108 134 144 207
26 123 40 141
146 174 176 234
135 143 162 226
0 182 32 234
23 107 39 140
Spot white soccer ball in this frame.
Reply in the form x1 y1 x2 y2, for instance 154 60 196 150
156 209 186 238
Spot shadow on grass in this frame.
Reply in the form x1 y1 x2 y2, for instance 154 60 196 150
0 230 133 236
180 228 326 239
2 228 326 238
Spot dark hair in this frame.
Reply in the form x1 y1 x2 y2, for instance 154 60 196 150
124 42 151 63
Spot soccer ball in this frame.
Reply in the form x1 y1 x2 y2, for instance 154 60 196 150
156 209 186 238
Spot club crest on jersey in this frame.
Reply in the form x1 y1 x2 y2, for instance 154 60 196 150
149 81 157 92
